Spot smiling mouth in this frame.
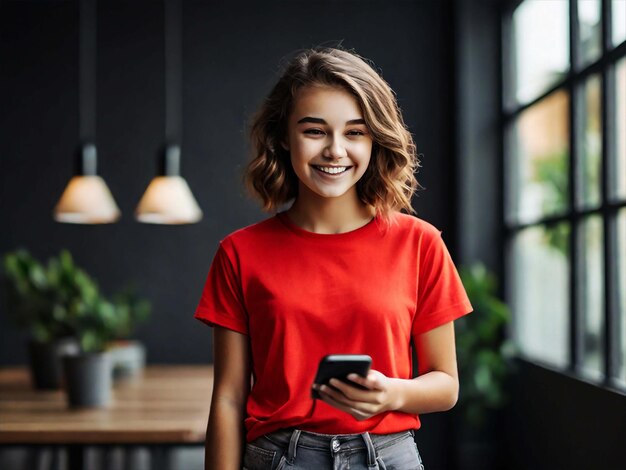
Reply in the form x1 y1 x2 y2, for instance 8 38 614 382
312 165 352 175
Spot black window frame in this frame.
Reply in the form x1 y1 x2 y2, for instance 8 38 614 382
500 0 626 392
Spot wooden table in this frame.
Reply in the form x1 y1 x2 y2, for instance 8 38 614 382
0 365 214 469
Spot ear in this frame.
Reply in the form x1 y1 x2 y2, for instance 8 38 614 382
280 138 289 151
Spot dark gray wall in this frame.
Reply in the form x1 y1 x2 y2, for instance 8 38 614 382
454 0 501 272
0 0 457 367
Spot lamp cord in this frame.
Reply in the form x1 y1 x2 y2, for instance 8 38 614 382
79 0 96 143
164 0 182 144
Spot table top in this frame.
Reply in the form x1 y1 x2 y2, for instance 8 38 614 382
0 365 213 445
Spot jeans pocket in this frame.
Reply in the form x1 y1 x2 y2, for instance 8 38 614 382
414 442 425 469
376 434 424 470
275 455 288 470
242 443 276 470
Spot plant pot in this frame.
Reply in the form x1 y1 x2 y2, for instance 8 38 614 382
28 337 80 390
107 339 146 378
62 351 112 408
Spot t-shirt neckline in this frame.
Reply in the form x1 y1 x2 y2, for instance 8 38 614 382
275 211 382 241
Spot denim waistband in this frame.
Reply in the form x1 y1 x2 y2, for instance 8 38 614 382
263 428 414 452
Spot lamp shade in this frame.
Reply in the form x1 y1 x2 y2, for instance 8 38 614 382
54 175 121 224
135 175 202 224
135 145 202 224
54 144 121 224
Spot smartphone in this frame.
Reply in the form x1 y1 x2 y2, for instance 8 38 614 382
311 354 372 399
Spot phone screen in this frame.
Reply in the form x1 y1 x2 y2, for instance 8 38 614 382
311 354 372 399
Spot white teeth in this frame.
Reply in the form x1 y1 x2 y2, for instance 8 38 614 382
316 166 349 175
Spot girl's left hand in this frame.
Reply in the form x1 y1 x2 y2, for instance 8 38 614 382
312 369 401 421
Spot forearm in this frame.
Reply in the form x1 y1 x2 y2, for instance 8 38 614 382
389 370 459 415
317 322 461 420
205 396 246 470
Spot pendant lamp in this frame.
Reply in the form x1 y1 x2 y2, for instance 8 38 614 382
135 0 202 224
135 144 202 224
54 144 121 224
54 0 120 224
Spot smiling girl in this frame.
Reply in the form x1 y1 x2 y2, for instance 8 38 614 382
195 47 472 470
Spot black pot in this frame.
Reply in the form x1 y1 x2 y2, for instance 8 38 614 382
28 337 81 390
62 351 112 408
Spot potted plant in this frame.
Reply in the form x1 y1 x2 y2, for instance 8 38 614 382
61 286 120 408
107 286 151 378
2 249 80 389
453 263 517 469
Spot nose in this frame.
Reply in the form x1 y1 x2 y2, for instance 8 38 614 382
322 135 347 161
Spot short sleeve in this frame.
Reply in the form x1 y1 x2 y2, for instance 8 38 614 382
412 231 472 336
194 240 249 335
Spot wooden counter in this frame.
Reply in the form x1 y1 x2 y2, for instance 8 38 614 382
0 365 213 445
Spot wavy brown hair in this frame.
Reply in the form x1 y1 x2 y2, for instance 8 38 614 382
245 47 420 219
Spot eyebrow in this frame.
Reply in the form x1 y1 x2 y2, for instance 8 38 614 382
296 117 366 125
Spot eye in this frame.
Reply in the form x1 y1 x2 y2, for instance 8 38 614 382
347 130 366 136
303 128 325 135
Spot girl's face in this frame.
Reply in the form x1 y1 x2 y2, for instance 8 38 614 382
283 86 373 202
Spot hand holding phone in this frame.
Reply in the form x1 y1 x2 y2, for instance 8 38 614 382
311 354 372 399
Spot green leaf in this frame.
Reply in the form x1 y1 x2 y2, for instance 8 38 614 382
457 262 514 430
3 248 151 352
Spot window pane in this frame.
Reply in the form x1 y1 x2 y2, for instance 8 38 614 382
506 90 570 224
513 0 569 103
578 0 602 67
613 0 626 47
610 58 626 201
579 216 605 380
617 209 626 385
578 74 602 209
510 223 570 368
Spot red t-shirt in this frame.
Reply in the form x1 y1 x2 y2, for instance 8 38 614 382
194 211 472 442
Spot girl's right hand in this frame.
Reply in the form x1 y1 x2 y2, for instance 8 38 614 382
313 369 403 421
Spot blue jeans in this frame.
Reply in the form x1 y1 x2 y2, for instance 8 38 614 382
242 428 425 470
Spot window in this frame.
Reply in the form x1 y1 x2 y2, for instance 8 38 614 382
502 0 626 389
